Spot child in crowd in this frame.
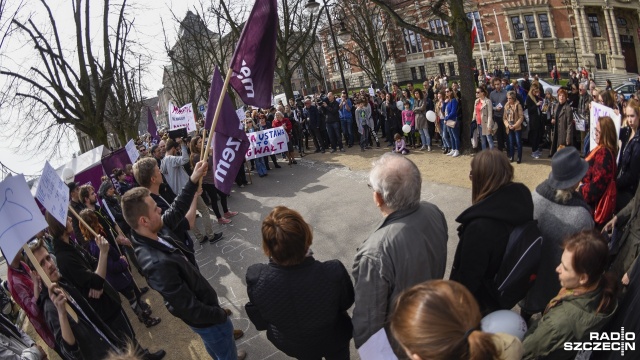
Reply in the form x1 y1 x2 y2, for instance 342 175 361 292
393 133 408 155
401 101 416 148
356 99 371 152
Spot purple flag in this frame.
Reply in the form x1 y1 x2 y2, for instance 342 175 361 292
147 107 160 143
210 67 250 195
228 0 278 108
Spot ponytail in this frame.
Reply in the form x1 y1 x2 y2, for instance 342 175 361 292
596 272 618 314
467 330 499 360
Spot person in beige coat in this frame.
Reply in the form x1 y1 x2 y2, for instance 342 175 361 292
474 87 495 150
550 88 574 156
504 91 524 163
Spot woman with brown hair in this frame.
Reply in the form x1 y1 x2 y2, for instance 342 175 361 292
450 150 533 313
504 90 524 163
523 231 618 359
390 280 523 360
616 99 640 211
245 206 354 359
550 88 574 156
580 116 618 227
79 210 161 328
474 86 495 151
436 90 450 154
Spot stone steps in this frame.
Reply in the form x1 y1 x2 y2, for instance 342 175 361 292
593 70 637 88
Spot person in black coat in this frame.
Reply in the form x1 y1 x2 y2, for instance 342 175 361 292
525 85 544 158
450 150 534 314
246 206 354 359
617 101 640 211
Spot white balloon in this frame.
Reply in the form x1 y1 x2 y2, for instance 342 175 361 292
61 168 75 184
402 124 411 133
426 110 437 122
481 310 528 341
396 101 404 109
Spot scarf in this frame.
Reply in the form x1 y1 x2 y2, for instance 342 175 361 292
544 284 598 314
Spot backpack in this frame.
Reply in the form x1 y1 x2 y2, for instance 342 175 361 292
494 220 543 309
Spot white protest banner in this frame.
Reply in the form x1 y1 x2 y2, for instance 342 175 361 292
125 139 139 163
236 107 246 122
590 102 621 151
245 127 289 160
35 161 70 226
0 174 48 261
169 103 197 133
369 87 375 97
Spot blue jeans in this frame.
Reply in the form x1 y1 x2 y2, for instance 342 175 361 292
326 122 343 150
447 121 460 150
255 157 267 176
190 318 237 360
419 128 431 146
508 130 522 160
478 125 494 150
440 119 450 148
340 118 353 146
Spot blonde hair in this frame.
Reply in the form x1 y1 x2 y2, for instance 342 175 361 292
390 280 499 360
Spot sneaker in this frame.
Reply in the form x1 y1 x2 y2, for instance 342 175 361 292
330 149 336 153
419 146 427 150
428 146 432 152
452 150 461 157
199 236 209 244
209 232 223 243
233 329 244 340
274 164 282 169
340 148 345 152
218 217 232 224
446 150 454 156
237 350 247 360
224 211 238 219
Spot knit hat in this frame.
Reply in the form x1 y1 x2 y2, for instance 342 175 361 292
548 147 589 189
98 181 114 198
67 182 79 194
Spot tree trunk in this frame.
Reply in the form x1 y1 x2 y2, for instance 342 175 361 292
281 70 295 104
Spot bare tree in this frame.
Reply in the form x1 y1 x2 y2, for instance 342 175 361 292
369 0 476 151
0 0 131 156
300 35 327 93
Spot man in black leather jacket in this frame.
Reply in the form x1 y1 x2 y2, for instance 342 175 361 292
122 161 246 360
319 92 344 153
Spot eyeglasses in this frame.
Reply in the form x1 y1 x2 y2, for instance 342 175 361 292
475 91 481 94
445 90 451 92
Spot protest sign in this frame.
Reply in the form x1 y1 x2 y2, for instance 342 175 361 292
35 162 70 226
245 126 289 160
125 139 139 163
236 107 246 122
169 103 197 133
357 328 398 360
369 87 375 97
0 174 48 261
590 102 621 150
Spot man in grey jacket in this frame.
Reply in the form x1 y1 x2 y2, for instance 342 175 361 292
351 153 448 351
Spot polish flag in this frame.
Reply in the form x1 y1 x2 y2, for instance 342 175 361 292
471 21 478 49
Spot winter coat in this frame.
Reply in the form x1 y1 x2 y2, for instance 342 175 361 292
554 102 574 146
86 231 132 292
581 146 617 224
352 202 448 349
503 101 524 134
474 97 495 134
610 180 640 278
520 180 593 313
245 257 354 358
414 98 428 129
492 333 524 360
617 127 640 206
450 183 533 314
524 96 543 132
522 287 617 360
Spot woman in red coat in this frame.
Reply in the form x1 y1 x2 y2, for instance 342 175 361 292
272 111 297 165
581 116 618 227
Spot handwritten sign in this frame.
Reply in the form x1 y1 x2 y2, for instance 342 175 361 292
35 162 70 226
369 87 375 97
125 139 139 163
245 127 289 160
0 175 48 261
590 102 621 151
169 103 197 133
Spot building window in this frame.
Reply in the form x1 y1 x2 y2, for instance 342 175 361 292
382 42 390 61
616 17 627 26
595 54 607 70
438 63 446 76
467 11 485 43
524 15 537 38
419 66 426 79
331 57 338 72
511 16 523 39
359 76 365 87
343 57 351 70
588 14 601 37
402 29 423 54
429 20 448 49
448 62 456 77
518 55 528 74
538 14 552 38
546 53 556 72
297 67 303 78
411 67 418 80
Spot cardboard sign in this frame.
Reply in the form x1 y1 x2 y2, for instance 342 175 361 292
169 103 197 133
245 127 289 160
0 174 49 261
35 162 70 226
125 139 139 163
589 102 621 151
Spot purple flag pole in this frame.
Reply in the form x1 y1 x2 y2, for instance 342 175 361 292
147 107 160 143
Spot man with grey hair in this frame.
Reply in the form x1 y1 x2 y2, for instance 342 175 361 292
351 153 448 352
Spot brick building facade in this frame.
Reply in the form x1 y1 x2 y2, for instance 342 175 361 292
319 0 640 90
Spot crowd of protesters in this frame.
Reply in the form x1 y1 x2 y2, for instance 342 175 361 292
3 67 640 360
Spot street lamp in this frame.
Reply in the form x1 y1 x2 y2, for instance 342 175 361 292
516 23 531 78
306 0 349 95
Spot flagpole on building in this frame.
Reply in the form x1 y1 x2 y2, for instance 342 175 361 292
493 9 507 67
202 69 234 162
473 15 487 75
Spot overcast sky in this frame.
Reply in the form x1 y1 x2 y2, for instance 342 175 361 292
0 0 196 177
